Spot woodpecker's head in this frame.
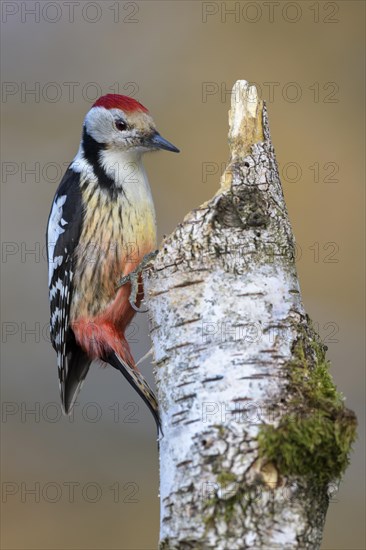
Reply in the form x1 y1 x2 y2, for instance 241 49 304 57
82 94 179 155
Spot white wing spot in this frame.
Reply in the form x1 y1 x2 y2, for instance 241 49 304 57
47 195 68 286
51 306 62 327
49 277 64 300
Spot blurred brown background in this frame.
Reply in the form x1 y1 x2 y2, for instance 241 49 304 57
1 1 364 549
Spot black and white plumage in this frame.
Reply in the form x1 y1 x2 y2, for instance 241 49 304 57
46 94 179 432
46 168 90 413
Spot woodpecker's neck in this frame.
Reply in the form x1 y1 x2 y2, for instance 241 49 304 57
71 128 147 195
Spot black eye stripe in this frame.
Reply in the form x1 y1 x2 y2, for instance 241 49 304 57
115 120 127 131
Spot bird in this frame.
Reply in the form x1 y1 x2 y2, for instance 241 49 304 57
46 94 179 433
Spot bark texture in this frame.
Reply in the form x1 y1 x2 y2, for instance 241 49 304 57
143 81 356 550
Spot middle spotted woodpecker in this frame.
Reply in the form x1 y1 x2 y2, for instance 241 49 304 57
46 94 179 432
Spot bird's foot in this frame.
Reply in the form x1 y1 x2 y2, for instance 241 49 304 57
116 250 158 312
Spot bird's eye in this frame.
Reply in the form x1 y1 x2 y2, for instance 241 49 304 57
115 120 127 131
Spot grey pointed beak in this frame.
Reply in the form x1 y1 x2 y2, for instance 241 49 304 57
149 132 180 153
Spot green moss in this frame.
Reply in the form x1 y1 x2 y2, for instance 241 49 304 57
216 471 237 485
222 495 237 523
258 325 357 485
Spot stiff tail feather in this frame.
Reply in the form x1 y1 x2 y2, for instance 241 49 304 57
61 346 91 415
106 351 162 435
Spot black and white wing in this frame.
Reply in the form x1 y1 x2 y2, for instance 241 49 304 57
46 168 91 413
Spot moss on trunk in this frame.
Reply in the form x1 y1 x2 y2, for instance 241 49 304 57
258 319 357 485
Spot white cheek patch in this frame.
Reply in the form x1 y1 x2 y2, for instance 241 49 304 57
84 107 117 144
83 107 152 149
48 195 67 286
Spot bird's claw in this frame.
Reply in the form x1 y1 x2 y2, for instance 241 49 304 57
116 250 158 312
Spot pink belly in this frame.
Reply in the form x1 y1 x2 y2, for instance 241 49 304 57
72 280 141 364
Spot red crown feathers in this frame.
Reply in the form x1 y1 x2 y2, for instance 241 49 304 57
92 94 148 113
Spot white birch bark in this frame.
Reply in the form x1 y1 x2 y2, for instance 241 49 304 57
143 81 334 549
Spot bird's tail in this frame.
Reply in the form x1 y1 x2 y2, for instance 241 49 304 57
106 351 162 434
59 345 91 415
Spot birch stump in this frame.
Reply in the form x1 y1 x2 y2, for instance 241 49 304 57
144 81 356 550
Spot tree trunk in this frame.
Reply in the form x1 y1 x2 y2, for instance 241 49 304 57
143 81 356 550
